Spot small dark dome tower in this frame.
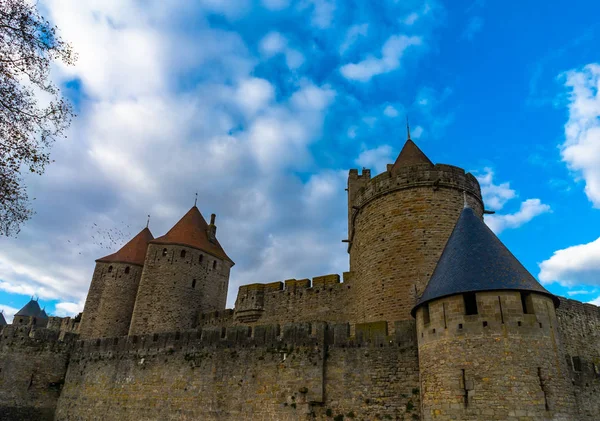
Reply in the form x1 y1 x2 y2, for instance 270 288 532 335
413 206 577 420
128 206 234 336
79 227 153 339
0 311 7 327
13 298 47 327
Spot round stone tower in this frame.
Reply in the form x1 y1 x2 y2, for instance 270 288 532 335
128 206 234 336
85 227 154 338
347 137 483 327
412 207 577 421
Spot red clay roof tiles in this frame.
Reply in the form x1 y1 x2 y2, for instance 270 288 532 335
151 206 233 264
96 227 154 266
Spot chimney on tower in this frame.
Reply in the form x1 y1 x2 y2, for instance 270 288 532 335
208 214 217 242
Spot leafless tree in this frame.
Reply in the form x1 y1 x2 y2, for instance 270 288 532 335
0 0 75 236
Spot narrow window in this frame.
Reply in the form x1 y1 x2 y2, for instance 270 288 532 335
521 292 534 314
572 356 582 372
124 266 130 274
199 254 203 264
422 304 431 325
180 250 186 258
464 293 478 315
108 265 113 273
162 248 168 257
213 261 217 269
192 279 196 289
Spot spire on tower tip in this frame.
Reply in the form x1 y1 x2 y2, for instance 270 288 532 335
194 192 198 207
406 116 411 140
146 214 151 228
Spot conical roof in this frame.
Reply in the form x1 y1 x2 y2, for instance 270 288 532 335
0 312 6 326
15 299 42 317
39 309 48 319
390 139 433 173
151 206 233 264
96 227 154 266
412 207 558 316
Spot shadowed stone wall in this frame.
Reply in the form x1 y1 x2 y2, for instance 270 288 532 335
129 243 231 336
0 326 74 421
556 297 600 420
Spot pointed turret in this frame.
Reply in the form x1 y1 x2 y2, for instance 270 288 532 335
151 206 233 264
0 312 6 326
96 227 154 266
390 139 433 173
39 308 48 319
14 298 42 318
412 206 558 316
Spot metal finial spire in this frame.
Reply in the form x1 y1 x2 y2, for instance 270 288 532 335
463 191 469 209
194 192 198 207
406 116 411 140
146 214 150 228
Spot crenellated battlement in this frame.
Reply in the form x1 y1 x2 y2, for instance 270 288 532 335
351 163 482 221
0 325 78 349
70 319 416 358
233 273 353 325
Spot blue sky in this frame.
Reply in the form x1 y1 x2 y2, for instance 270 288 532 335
1 0 600 321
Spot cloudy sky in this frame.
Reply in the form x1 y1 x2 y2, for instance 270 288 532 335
2 0 600 322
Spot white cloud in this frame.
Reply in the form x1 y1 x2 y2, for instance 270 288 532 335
539 237 600 287
355 145 393 174
54 301 85 317
475 169 550 234
475 167 516 210
340 34 422 82
411 125 423 139
485 199 551 234
235 78 275 116
383 105 399 118
0 304 19 324
403 12 419 25
560 64 600 207
589 296 600 306
339 23 369 54
259 31 305 69
567 289 594 296
306 0 335 29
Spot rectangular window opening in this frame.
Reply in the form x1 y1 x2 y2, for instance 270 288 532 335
521 292 534 315
423 304 431 325
464 293 478 315
572 356 582 372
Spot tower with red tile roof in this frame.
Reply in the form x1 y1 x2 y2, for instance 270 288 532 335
128 206 234 336
79 227 153 339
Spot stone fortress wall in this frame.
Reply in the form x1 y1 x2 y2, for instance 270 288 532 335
555 297 600 420
55 320 419 421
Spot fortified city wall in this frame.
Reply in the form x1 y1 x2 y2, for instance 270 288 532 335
0 326 76 421
55 320 420 421
556 297 600 420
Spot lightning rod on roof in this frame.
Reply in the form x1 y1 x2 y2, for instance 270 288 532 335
406 116 411 140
